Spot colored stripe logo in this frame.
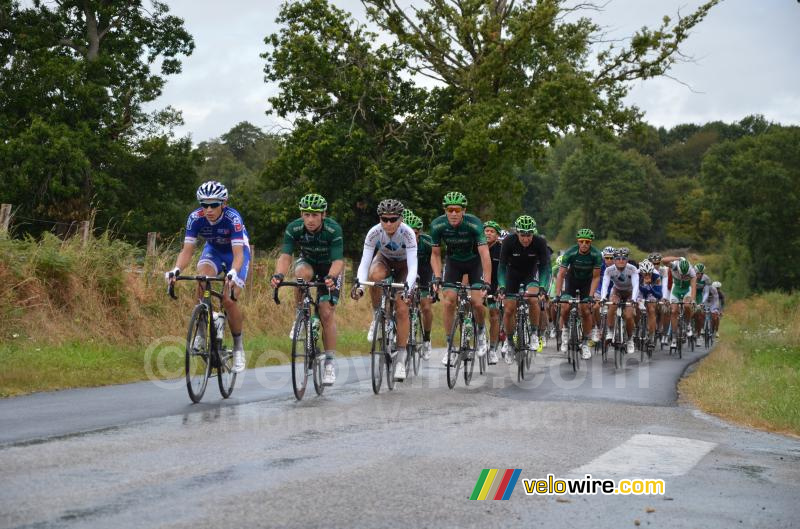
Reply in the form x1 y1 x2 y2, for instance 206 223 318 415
470 469 522 500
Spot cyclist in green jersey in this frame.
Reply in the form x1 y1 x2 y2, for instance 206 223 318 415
271 193 345 386
484 220 503 364
408 214 434 360
430 192 492 364
555 228 602 358
661 256 697 349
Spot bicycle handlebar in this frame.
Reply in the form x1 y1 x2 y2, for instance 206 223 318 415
359 280 406 289
273 279 330 305
168 275 236 301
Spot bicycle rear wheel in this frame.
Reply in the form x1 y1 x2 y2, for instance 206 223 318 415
217 346 237 398
371 311 386 394
291 313 309 401
446 316 463 389
186 304 211 403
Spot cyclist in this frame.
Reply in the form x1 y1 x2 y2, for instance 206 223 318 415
352 199 418 381
165 181 250 373
407 214 434 360
430 192 491 365
701 279 722 339
637 259 663 348
599 247 640 355
545 253 564 345
484 220 503 364
497 215 550 359
649 252 671 345
662 256 697 349
270 194 344 386
692 263 713 337
592 245 615 343
555 228 602 359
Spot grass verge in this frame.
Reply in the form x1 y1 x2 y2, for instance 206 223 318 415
679 292 800 436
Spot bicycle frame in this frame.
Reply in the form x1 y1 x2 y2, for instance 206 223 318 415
442 282 485 389
360 279 406 394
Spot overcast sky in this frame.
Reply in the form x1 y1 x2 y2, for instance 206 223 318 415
147 0 800 143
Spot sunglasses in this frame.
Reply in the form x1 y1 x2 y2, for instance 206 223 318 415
380 216 400 223
604 256 613 260
577 239 592 244
446 207 463 214
518 231 534 237
614 256 628 261
200 202 222 209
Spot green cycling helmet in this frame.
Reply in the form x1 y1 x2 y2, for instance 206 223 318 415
678 257 691 275
442 191 468 207
299 193 327 212
514 215 536 233
484 220 502 234
407 214 423 230
401 209 415 223
695 262 705 274
576 228 594 240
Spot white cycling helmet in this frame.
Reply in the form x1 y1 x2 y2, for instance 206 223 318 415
602 246 615 257
712 281 721 289
196 181 228 202
639 259 654 274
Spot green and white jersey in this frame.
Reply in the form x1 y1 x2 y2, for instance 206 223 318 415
281 217 344 265
429 213 486 262
695 274 712 303
669 262 696 296
560 244 603 281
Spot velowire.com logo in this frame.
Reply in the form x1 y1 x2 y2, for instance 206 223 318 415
469 469 522 500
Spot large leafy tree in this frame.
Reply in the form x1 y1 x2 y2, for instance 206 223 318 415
253 0 428 254
702 126 800 293
362 0 720 212
0 0 195 235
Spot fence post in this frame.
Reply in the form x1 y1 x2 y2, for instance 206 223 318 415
147 232 158 258
0 204 11 237
80 220 91 247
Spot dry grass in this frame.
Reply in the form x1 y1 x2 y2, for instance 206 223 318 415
0 233 455 395
679 292 800 436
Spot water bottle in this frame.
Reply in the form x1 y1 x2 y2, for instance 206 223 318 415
311 314 321 341
213 311 225 348
464 316 473 339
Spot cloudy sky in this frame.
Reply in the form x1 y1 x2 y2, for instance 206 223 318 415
148 0 800 143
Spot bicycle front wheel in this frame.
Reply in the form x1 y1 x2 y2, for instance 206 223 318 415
291 314 309 401
446 316 463 389
371 311 386 394
411 311 422 376
186 304 211 403
463 314 476 386
516 312 527 382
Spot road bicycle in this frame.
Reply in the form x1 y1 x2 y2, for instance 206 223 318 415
702 306 714 349
634 300 658 362
559 292 591 372
359 279 406 394
669 301 693 359
505 286 538 382
604 299 635 369
169 274 237 403
442 282 485 389
273 279 330 401
406 285 424 377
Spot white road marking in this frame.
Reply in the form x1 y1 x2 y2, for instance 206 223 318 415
569 434 717 477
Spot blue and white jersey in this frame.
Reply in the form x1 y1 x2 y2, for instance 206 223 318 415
356 223 418 289
595 261 609 295
184 206 250 252
639 270 663 300
600 263 640 300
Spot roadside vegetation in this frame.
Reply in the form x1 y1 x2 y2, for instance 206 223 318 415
680 292 800 436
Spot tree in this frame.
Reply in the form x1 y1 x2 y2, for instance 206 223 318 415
702 126 800 292
363 0 721 211
0 0 195 233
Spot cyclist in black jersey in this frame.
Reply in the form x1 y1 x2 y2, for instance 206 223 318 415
484 220 503 364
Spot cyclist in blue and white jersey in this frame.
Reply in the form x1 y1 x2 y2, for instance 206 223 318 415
352 199 418 381
165 181 250 373
637 259 663 348
599 247 640 355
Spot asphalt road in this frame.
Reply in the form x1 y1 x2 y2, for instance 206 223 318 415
1 339 798 528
